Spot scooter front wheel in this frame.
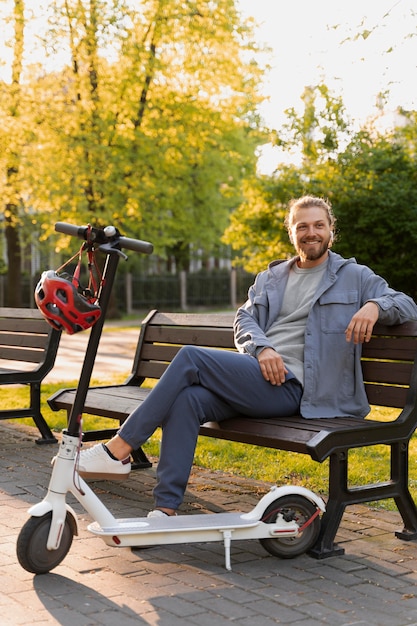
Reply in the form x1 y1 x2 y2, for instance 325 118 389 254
17 512 76 574
259 494 321 559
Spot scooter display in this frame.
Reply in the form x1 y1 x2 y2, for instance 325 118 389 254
16 222 325 574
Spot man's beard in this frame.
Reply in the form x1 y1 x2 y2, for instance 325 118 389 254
296 236 331 263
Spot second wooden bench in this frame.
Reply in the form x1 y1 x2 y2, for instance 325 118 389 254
0 307 61 443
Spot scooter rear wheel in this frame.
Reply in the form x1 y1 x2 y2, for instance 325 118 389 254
16 512 76 574
259 494 321 558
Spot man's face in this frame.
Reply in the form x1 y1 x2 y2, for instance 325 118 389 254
290 206 332 267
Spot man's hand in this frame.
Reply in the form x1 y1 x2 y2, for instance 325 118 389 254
257 348 288 385
345 301 379 344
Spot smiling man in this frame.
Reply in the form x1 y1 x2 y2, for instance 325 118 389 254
78 195 417 518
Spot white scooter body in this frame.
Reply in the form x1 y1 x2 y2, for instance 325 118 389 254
28 432 325 570
88 485 325 570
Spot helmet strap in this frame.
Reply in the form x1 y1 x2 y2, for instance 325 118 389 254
55 224 103 303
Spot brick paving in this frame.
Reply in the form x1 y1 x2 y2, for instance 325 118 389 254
3 323 417 624
2 422 417 625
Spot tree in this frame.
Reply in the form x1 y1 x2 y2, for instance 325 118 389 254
329 129 417 299
223 83 351 272
225 129 417 301
6 0 266 272
222 169 303 273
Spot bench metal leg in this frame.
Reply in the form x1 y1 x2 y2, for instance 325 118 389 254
0 383 57 444
308 452 347 559
30 383 58 445
309 442 417 559
392 441 417 541
131 447 152 469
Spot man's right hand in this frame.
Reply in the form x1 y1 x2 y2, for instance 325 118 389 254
257 348 288 386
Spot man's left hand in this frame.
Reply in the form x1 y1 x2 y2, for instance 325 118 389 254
345 302 379 344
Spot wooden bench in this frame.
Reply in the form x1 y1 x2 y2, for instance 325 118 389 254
0 307 61 444
48 309 417 558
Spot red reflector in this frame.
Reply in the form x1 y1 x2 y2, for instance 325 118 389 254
112 536 121 545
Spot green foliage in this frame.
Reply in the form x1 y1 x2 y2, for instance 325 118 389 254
275 83 351 165
329 130 417 298
223 167 316 273
224 82 417 297
1 0 268 273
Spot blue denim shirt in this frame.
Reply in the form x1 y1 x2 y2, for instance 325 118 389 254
234 251 417 419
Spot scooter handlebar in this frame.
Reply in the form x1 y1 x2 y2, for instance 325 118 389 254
118 235 154 255
55 222 154 255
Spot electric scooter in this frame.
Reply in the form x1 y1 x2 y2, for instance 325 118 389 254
16 222 326 575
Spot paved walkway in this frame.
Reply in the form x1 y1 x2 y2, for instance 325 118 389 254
2 325 417 624
44 323 142 383
3 424 417 625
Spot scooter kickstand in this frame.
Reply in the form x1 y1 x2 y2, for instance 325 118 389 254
222 530 232 571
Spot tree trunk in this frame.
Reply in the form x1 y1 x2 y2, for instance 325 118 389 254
5 203 22 307
4 0 24 307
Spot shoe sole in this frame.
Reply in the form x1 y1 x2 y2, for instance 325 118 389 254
78 471 130 481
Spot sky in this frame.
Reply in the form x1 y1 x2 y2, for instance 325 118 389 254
237 0 417 172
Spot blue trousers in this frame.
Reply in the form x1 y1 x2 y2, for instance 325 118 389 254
119 346 302 510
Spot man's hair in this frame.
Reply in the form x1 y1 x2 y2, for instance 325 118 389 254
284 195 336 232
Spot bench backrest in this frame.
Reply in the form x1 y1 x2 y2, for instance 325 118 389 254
361 320 417 410
130 310 235 381
0 307 61 371
130 310 417 413
131 310 235 380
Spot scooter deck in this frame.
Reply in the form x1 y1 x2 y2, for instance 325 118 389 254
89 512 260 536
87 511 299 570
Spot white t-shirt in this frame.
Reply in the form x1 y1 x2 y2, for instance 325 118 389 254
265 260 328 385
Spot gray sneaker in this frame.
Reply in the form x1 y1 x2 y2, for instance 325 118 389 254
77 444 131 480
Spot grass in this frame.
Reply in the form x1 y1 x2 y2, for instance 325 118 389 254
4 381 417 511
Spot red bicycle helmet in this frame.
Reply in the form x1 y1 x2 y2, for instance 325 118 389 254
35 270 101 334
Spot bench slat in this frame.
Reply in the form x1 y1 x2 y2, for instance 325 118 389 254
49 385 150 421
136 361 168 379
361 360 412 385
0 346 47 363
0 318 51 334
145 325 236 349
362 337 417 361
140 343 183 362
364 384 408 408
0 333 51 349
0 307 46 319
150 311 236 327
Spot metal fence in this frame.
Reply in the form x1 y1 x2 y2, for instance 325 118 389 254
1 269 255 314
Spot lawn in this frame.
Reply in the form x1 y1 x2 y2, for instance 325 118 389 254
4 381 417 511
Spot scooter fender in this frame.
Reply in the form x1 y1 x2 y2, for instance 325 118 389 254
240 485 326 522
28 500 79 536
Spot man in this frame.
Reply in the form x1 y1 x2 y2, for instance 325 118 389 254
78 195 417 517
